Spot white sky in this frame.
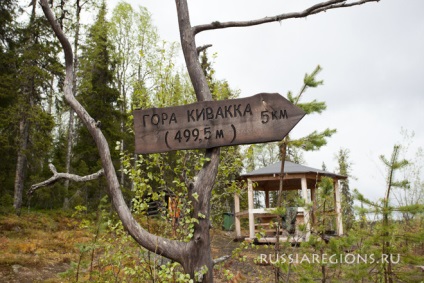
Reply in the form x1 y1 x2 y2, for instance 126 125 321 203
107 0 424 201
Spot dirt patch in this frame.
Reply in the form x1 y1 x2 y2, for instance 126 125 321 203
0 262 70 283
211 230 275 282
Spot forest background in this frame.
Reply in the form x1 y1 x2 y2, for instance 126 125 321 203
0 0 423 282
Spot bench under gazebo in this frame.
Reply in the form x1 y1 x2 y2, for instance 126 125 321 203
234 161 346 243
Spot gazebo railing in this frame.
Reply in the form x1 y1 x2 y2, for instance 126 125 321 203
234 207 306 241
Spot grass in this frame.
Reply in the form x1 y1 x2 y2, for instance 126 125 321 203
2 210 423 282
0 209 254 282
0 210 93 282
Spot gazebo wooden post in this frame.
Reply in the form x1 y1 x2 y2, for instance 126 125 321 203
265 190 270 208
310 186 316 226
301 176 311 240
247 179 255 239
234 192 241 238
333 179 343 235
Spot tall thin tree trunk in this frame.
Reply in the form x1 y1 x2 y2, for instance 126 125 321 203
382 145 400 283
274 141 287 282
119 82 125 187
119 137 124 186
63 110 74 209
14 0 38 216
48 77 54 114
14 117 30 215
64 0 82 209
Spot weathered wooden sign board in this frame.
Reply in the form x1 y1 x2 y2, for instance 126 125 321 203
134 93 305 154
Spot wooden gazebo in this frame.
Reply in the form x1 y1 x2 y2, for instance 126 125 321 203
234 161 346 243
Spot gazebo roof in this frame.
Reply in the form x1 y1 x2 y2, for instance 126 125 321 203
242 161 346 180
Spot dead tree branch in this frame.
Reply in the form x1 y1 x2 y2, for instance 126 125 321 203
213 255 231 265
28 164 104 195
193 0 379 35
197 44 213 55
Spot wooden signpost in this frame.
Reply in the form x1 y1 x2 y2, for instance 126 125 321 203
134 93 305 154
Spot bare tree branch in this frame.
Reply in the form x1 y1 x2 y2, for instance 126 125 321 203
213 255 231 265
196 44 212 55
176 0 213 102
193 0 379 35
28 164 104 195
309 0 380 15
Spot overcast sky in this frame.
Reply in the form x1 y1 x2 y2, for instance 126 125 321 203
108 0 424 201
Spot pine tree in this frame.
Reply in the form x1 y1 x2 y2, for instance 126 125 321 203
0 0 19 209
353 145 424 282
0 3 61 214
72 1 121 208
335 148 355 231
274 66 336 281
